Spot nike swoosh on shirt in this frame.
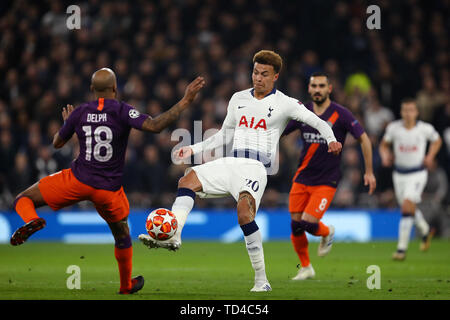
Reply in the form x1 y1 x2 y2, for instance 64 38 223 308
238 106 246 109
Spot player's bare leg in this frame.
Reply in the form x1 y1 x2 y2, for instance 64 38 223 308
238 192 271 292
10 182 47 246
108 217 144 294
139 170 202 251
394 199 416 260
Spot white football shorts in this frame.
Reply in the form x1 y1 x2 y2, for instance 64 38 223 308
392 169 428 204
186 157 268 212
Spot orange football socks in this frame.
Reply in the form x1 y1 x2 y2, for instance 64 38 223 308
290 233 310 267
314 221 330 237
115 245 133 293
14 196 39 223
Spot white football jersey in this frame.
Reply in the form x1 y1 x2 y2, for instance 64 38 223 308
190 88 337 166
383 120 440 169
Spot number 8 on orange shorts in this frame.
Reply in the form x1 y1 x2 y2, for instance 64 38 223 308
288 183 336 219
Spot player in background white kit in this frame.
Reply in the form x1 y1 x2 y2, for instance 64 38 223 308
379 98 442 261
139 50 342 291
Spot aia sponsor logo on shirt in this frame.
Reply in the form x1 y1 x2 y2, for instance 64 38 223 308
399 144 418 153
238 116 267 130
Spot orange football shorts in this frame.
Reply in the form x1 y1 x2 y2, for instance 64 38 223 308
289 182 336 219
38 168 130 223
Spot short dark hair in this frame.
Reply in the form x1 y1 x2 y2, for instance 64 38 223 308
310 71 329 80
401 97 416 105
253 50 283 74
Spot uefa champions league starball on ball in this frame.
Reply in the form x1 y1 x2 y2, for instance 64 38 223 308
145 208 178 240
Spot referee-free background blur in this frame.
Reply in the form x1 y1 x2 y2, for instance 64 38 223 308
0 0 449 239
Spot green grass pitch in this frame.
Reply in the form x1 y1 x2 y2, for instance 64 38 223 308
0 240 449 300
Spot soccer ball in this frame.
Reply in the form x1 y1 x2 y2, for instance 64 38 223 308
145 208 178 240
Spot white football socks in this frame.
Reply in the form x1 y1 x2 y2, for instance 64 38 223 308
244 229 268 285
397 215 414 251
171 195 194 241
414 208 430 237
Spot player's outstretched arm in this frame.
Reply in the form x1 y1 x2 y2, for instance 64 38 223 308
358 132 376 194
379 139 393 167
327 141 342 155
141 76 205 133
53 104 74 149
291 101 342 155
53 132 66 149
173 146 193 161
311 119 342 155
174 93 237 158
424 136 442 168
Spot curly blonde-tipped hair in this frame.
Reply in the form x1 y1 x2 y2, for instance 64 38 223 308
253 50 283 74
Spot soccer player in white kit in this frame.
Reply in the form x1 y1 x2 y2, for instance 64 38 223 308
139 50 342 291
379 98 442 261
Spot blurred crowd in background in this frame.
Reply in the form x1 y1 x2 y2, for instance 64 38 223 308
0 0 449 235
